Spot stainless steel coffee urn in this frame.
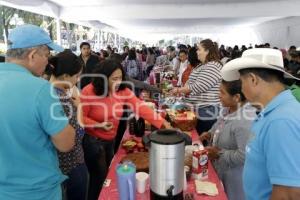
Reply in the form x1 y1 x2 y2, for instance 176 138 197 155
143 129 192 200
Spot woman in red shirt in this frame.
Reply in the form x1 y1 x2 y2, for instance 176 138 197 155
181 47 200 86
80 59 171 200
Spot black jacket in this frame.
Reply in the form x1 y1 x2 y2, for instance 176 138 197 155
78 54 100 89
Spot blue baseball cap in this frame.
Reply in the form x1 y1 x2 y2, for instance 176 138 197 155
8 24 64 52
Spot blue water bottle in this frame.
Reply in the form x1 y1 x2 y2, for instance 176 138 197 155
116 161 136 200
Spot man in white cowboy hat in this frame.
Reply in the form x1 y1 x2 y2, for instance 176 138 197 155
221 48 300 200
0 24 75 200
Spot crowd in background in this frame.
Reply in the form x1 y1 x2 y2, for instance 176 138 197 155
1 24 300 200
2 41 300 80
70 42 300 85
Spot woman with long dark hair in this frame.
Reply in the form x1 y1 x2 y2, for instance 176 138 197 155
181 47 200 86
48 51 88 200
146 47 155 67
80 59 171 200
123 49 144 80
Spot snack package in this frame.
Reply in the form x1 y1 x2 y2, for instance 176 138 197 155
192 145 208 180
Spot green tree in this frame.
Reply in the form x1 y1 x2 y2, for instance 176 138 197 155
19 10 43 26
62 21 77 48
0 5 17 43
40 16 56 40
0 5 56 44
20 11 56 40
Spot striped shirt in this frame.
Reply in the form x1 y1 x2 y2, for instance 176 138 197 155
185 61 222 107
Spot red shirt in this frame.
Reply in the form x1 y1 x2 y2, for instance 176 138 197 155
80 84 164 140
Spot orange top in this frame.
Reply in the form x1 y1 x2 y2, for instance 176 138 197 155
80 84 164 140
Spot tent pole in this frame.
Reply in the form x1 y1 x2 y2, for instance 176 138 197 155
100 30 103 49
56 18 62 46
97 29 100 51
114 33 117 48
118 34 121 52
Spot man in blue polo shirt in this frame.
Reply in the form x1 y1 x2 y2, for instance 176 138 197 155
0 25 75 200
221 48 300 200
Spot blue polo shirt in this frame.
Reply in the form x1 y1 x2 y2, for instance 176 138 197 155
0 63 69 200
243 90 300 200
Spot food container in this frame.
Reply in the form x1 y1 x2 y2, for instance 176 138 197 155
167 110 197 131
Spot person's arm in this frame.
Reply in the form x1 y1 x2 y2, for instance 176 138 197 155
69 86 84 124
51 125 75 152
199 132 212 143
142 83 161 93
209 121 218 134
126 75 160 93
200 120 218 147
124 89 165 128
79 90 99 128
78 88 110 130
218 125 251 167
36 84 75 152
79 89 114 132
172 85 191 95
79 102 100 127
270 185 300 200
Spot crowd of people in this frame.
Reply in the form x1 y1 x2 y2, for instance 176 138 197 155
74 41 300 87
0 24 300 200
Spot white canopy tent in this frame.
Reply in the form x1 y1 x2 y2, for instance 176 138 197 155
1 0 300 47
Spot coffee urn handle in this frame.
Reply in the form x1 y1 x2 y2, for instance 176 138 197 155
142 134 151 147
167 185 174 199
178 130 192 145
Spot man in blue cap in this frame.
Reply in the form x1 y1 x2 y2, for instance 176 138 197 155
0 24 75 200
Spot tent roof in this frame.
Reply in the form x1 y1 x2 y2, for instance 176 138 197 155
1 0 299 43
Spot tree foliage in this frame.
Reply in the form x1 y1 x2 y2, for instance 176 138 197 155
0 5 55 41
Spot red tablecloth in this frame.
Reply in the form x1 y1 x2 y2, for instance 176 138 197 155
99 130 228 200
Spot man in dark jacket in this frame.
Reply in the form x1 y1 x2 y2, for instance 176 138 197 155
78 42 100 89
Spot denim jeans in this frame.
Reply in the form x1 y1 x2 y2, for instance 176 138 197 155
63 163 88 200
83 134 115 200
196 105 220 135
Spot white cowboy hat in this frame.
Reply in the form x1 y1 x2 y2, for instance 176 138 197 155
221 48 300 81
